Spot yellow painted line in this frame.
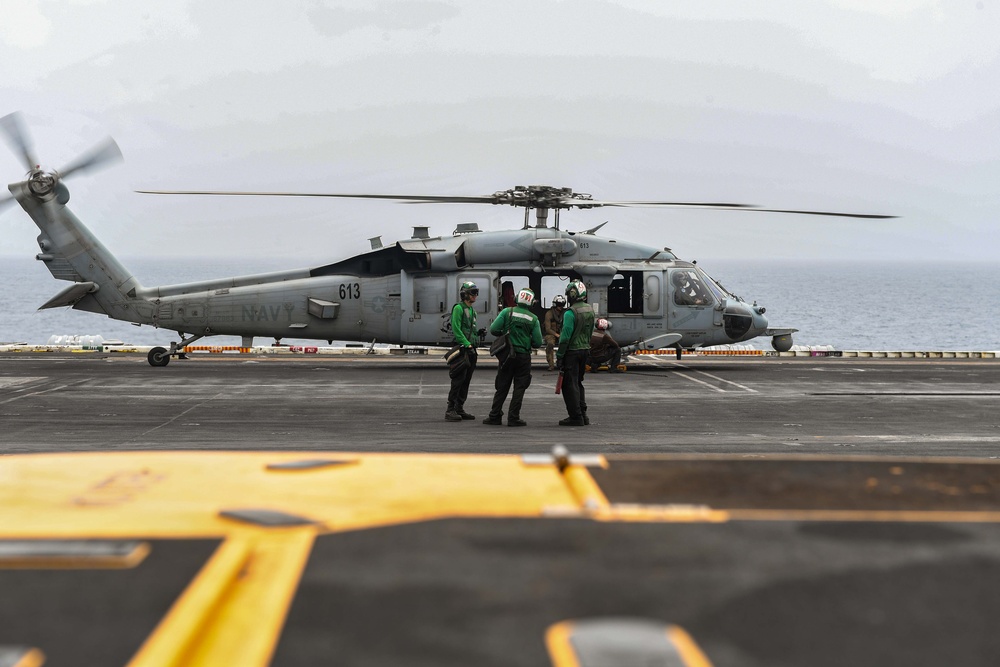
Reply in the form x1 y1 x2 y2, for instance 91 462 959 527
128 534 253 667
727 509 1000 523
606 504 730 523
544 621 581 667
562 465 610 514
6 648 45 667
667 625 715 667
172 528 316 667
545 620 715 667
0 452 577 539
0 541 150 569
128 529 315 667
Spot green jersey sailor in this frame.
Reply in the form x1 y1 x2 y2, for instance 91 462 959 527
483 288 543 427
555 280 595 426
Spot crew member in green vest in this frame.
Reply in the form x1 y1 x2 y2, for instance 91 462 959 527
555 280 595 426
483 288 543 427
445 280 480 422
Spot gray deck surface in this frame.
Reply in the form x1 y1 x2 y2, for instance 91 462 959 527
1 353 998 455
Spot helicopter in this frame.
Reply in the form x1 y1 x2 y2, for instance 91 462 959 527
2 113 894 367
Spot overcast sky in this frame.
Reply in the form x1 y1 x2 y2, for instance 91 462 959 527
2 0 998 267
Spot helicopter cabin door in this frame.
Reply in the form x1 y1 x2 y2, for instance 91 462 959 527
643 271 664 319
399 272 494 345
400 274 449 345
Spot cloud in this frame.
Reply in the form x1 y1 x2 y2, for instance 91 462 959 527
0 0 51 48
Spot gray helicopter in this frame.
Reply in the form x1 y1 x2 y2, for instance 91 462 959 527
2 113 894 367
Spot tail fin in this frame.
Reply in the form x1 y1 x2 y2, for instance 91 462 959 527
2 112 147 320
12 182 146 320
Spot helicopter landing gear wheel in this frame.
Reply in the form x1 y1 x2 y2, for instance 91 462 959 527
675 345 683 360
772 334 793 352
148 346 170 367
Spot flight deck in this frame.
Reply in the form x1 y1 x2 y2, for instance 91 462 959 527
1 353 999 667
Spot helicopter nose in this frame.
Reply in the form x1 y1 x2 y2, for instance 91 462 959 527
722 301 769 341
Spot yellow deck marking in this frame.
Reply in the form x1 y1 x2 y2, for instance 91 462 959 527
561 465 610 514
727 509 1000 523
667 625 716 667
129 528 316 667
545 620 715 667
4 451 1000 667
544 621 582 667
607 504 730 523
127 535 253 667
6 648 45 667
0 452 578 539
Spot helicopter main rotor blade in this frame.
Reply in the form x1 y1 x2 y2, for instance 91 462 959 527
135 187 895 219
135 190 499 204
745 207 897 219
559 198 896 219
0 112 39 171
559 198 754 209
58 138 123 179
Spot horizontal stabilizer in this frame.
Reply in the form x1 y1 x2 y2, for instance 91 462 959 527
39 281 99 310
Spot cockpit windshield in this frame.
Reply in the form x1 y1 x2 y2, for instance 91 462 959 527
671 267 731 306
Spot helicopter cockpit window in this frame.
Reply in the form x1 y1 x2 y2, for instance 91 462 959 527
672 269 714 306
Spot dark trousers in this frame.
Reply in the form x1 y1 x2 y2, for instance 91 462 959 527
590 348 622 370
561 349 588 419
447 349 477 411
489 352 532 420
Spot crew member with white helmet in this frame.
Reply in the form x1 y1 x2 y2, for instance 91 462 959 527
589 318 622 372
483 288 543 427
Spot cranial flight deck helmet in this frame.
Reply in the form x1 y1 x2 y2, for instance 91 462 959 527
460 280 479 301
596 318 611 331
565 280 588 304
551 295 567 308
516 288 536 307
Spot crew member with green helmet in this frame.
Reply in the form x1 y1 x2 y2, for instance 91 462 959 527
445 280 480 422
555 280 595 426
483 287 543 427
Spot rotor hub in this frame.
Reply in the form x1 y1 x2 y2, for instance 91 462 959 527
490 185 596 210
28 170 56 196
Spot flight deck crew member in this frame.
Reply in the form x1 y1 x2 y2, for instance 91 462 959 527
556 281 595 426
483 288 543 427
543 295 567 371
445 280 480 422
589 318 622 372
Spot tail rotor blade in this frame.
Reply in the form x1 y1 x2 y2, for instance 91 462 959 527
58 138 122 179
0 112 38 171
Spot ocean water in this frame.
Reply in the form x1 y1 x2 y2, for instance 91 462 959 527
1 256 997 351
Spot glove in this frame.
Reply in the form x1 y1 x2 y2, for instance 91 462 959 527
555 357 564 371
